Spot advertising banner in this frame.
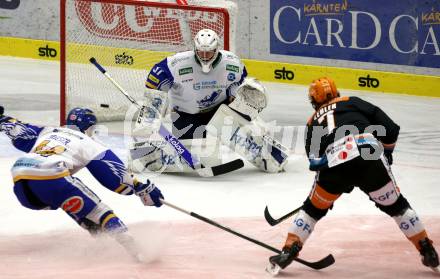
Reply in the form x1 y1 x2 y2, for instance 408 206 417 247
270 0 440 68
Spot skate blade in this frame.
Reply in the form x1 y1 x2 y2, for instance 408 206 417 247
265 262 281 276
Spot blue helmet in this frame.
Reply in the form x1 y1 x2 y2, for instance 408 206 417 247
66 108 97 133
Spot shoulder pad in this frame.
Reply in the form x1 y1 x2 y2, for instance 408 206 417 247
168 51 194 68
220 50 240 62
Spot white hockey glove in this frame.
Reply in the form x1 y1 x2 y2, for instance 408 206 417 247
134 179 164 207
229 77 268 120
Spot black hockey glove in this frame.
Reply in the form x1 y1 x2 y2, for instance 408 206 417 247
384 149 393 165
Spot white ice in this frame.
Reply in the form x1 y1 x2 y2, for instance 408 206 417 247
0 56 439 279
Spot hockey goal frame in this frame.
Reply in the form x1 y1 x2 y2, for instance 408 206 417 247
60 0 230 125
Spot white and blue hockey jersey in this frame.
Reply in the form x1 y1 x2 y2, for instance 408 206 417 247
0 117 134 195
145 50 247 114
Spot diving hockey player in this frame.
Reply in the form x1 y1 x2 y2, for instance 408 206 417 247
268 77 439 274
132 28 288 174
0 105 164 262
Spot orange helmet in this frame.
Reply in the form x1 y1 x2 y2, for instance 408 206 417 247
308 77 339 109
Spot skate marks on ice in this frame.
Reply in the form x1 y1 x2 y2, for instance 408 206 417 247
0 222 168 279
398 129 440 156
0 217 439 279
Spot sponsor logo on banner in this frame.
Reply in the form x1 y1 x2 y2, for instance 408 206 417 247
75 2 224 45
270 0 440 68
274 67 294 80
358 74 380 88
0 0 20 10
115 52 134 65
38 45 57 58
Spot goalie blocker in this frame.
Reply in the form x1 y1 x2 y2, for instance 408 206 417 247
130 77 288 174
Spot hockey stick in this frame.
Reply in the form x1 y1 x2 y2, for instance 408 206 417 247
264 205 302 226
89 57 244 177
160 199 335 270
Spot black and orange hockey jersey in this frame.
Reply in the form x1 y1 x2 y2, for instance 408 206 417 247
305 96 400 161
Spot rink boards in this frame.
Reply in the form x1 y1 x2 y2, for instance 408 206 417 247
0 36 439 98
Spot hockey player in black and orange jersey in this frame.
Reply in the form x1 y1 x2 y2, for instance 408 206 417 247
269 77 439 272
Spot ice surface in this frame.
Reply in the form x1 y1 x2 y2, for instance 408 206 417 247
0 56 439 278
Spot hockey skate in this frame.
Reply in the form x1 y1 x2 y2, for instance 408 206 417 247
419 238 439 272
266 241 302 276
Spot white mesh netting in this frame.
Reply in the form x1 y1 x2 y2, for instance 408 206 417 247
62 0 232 122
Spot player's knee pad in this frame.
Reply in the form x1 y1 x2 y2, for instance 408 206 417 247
368 181 409 216
375 195 410 217
288 209 317 244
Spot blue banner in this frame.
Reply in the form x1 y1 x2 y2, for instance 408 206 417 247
270 0 440 68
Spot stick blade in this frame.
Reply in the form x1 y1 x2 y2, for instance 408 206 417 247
196 159 244 177
294 254 335 270
264 206 278 226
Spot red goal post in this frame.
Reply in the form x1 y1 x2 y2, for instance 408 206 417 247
60 0 232 124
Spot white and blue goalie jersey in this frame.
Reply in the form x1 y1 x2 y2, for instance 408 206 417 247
145 50 247 114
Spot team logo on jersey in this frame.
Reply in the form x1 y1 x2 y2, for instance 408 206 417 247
178 67 193 76
227 73 236 81
226 64 239 73
197 90 221 108
61 196 84 214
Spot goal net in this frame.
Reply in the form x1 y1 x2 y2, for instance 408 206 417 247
60 0 235 123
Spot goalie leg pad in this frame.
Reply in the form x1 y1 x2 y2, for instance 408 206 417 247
129 139 191 173
207 104 288 173
129 138 222 173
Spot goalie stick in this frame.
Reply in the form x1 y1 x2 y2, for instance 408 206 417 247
264 205 302 226
160 199 335 270
89 57 244 177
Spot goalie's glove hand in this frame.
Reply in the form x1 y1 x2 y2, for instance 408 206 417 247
134 179 164 207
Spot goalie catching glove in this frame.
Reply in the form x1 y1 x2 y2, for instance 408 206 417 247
229 77 268 120
134 179 163 207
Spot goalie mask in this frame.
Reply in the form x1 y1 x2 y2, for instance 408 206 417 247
194 29 220 73
308 77 339 110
